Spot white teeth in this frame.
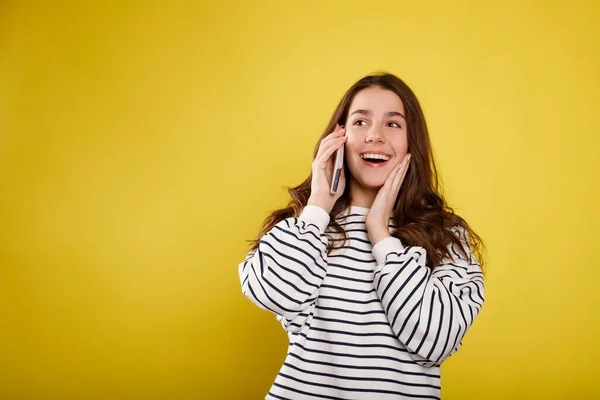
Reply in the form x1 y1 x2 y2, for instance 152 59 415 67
361 153 390 161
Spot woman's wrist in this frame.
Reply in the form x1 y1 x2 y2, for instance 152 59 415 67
366 225 391 246
307 195 334 214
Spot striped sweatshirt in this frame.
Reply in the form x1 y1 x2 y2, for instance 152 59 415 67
238 205 484 399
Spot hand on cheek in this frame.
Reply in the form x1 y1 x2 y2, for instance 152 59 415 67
365 153 411 246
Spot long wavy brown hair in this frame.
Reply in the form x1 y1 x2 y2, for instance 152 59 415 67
249 72 484 269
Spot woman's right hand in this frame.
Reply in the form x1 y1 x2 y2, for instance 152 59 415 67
307 124 347 214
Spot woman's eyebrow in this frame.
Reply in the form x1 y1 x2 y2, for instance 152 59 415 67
385 111 406 120
349 109 406 120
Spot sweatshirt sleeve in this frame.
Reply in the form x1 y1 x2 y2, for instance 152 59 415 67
371 226 484 367
238 205 330 328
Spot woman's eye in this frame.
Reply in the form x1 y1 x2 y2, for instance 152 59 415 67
388 122 401 128
354 120 367 126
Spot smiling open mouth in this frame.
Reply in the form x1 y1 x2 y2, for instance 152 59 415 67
360 153 391 164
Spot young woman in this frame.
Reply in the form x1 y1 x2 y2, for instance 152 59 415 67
238 72 485 400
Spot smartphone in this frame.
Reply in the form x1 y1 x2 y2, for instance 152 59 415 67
330 124 345 194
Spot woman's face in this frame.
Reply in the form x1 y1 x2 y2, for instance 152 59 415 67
344 86 409 189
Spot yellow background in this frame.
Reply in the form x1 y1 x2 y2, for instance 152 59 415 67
1 1 599 399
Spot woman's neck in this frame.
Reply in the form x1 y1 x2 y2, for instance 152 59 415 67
349 181 378 209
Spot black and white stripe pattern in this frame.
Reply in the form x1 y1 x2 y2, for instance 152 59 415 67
239 205 484 399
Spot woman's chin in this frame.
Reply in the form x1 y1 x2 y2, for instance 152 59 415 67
365 182 386 190
353 176 386 190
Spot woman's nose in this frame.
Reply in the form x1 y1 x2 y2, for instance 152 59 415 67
365 125 385 143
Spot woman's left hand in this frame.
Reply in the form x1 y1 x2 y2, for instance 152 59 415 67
366 153 411 246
